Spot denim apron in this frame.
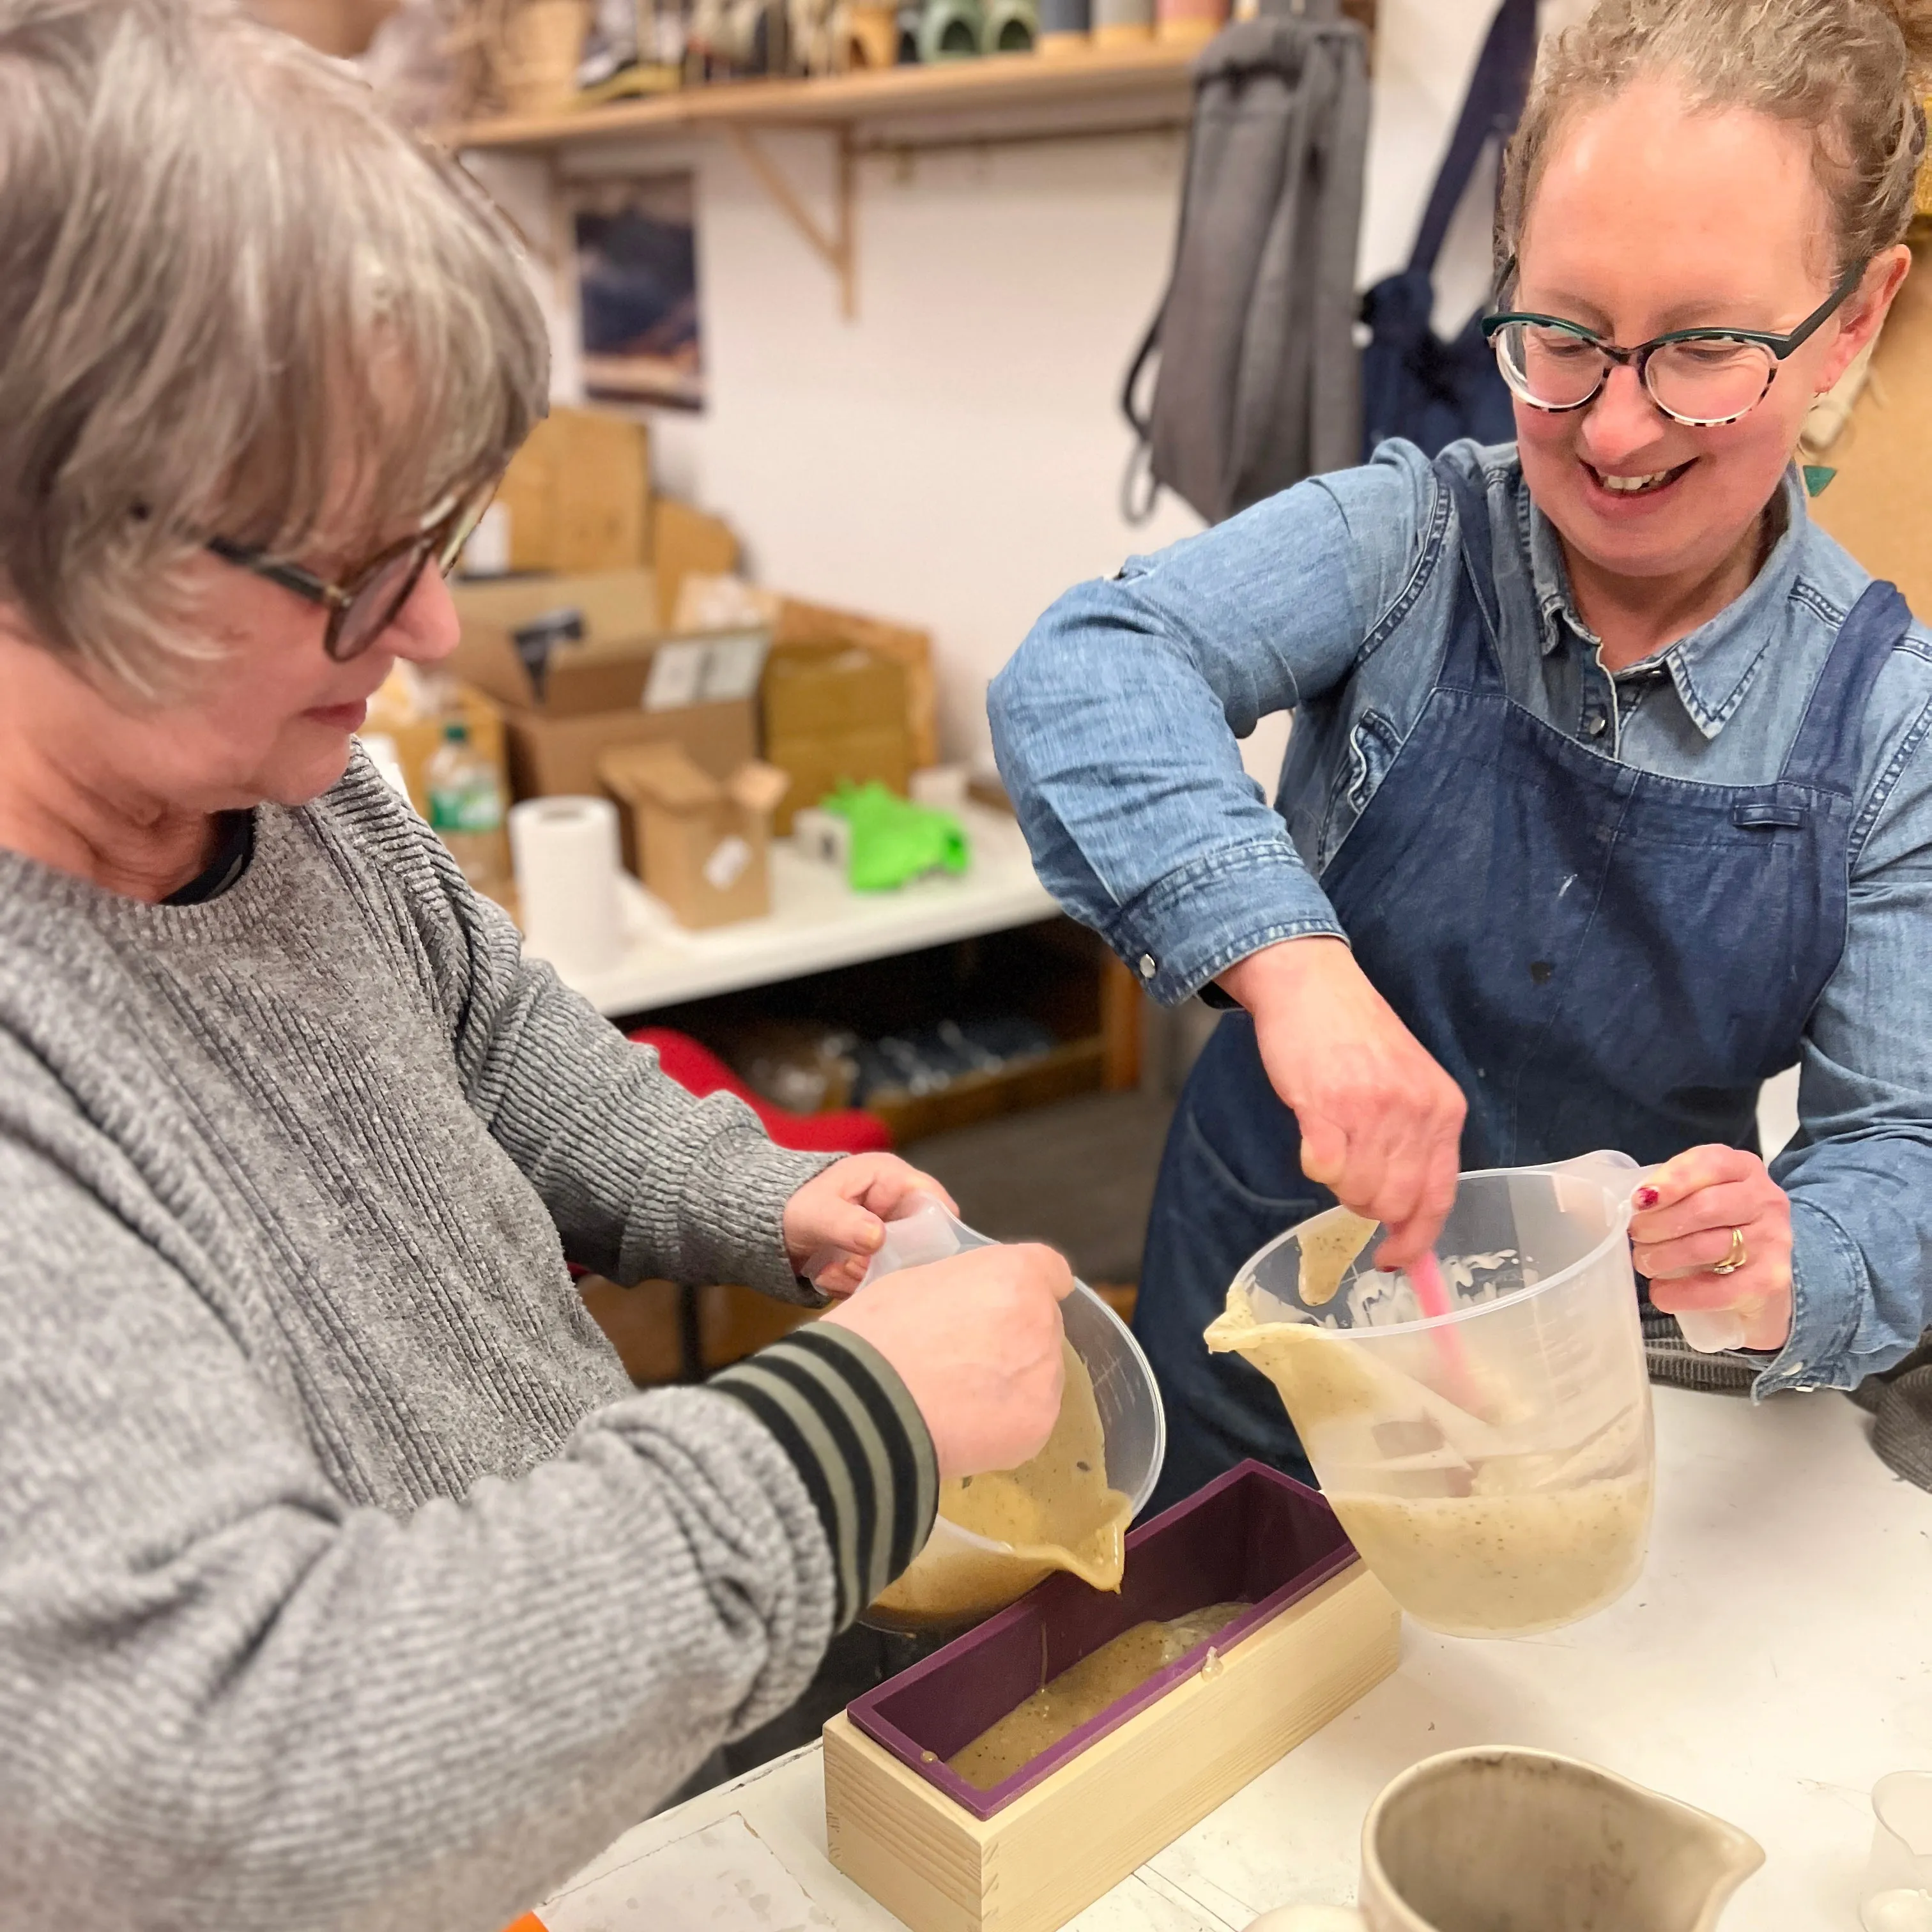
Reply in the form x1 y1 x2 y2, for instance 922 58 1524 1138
1137 456 1912 1509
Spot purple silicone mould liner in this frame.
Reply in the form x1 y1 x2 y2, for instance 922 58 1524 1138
847 1461 1360 1821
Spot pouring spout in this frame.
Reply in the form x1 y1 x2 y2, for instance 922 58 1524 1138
1652 1791 1766 1932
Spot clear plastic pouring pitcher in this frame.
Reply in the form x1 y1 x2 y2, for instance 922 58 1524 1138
1206 1153 1655 1638
849 1197 1167 1632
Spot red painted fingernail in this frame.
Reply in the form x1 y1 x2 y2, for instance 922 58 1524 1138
1636 1187 1660 1209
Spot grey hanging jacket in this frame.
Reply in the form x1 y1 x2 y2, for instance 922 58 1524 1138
1121 2 1371 526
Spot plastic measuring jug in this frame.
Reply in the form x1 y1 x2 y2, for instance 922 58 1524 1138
843 1197 1167 1632
1207 1152 1655 1637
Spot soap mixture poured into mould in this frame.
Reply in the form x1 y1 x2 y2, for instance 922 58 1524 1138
869 1338 1132 1628
1207 1275 1652 1636
947 1601 1250 1789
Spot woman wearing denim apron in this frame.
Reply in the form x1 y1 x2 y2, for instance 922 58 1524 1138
992 0 1932 1510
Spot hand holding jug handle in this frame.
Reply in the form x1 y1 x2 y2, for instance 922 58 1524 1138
1245 1909 1365 1931
1615 1155 1772 1355
1547 1151 1764 1354
802 1190 981 1289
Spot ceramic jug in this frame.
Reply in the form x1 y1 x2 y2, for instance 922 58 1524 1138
1246 1747 1765 1932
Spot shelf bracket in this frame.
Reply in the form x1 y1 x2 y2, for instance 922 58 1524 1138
724 122 858 321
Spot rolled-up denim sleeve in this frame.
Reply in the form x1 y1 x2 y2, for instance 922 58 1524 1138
988 450 1427 1005
1759 691 1932 1396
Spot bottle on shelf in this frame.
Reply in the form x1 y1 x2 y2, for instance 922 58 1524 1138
426 719 509 890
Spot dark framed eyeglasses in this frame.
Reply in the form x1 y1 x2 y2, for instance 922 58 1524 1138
1481 261 1867 428
206 477 500 663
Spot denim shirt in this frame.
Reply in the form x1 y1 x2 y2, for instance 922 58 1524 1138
989 438 1932 1397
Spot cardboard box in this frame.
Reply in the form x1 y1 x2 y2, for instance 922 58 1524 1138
450 569 770 718
653 499 742 629
762 644 912 831
765 725 913 833
451 567 659 650
1811 234 1932 620
449 568 661 714
764 643 908 741
504 700 758 802
774 598 939 769
600 744 789 928
493 406 651 575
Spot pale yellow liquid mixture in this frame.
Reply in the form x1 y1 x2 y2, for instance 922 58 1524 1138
1323 1476 1651 1636
947 1601 1250 1788
1295 1210 1379 1307
868 1338 1132 1629
1207 1283 1652 1636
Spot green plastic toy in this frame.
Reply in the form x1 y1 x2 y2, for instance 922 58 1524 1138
823 781 970 892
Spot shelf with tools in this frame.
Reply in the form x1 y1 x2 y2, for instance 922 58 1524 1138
446 40 1202 151
451 42 1210 316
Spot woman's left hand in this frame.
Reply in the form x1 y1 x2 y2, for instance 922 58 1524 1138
783 1154 959 1295
1628 1144 1794 1351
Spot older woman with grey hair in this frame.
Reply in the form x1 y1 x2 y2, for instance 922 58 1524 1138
0 4 1073 1927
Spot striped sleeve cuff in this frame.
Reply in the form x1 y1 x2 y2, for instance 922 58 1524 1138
709 1324 939 1630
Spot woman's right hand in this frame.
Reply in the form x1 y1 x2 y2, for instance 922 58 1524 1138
820 1243 1073 1479
1219 937 1466 1271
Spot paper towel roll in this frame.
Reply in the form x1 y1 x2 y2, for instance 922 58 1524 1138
509 796 624 976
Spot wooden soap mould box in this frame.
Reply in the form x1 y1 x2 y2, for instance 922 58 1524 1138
824 1462 1400 1932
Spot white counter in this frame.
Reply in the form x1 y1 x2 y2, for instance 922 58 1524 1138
532 1386 1931 1932
548 804 1059 1017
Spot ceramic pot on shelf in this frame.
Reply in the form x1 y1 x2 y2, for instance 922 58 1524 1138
1034 0 1088 51
915 0 982 59
494 0 590 112
1089 0 1151 47
1154 0 1223 43
980 0 1036 52
843 0 899 63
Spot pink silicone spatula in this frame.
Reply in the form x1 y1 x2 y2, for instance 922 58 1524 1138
1405 1251 1485 1415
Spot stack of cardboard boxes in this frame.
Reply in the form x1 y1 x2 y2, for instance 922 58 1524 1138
447 567 765 798
434 404 939 930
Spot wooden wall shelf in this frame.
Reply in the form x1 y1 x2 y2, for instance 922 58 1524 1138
447 40 1199 153
448 22 1379 313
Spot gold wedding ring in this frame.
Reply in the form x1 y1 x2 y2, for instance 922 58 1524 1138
1710 1226 1748 1276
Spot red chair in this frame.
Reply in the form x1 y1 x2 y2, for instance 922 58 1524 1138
627 1027 893 1154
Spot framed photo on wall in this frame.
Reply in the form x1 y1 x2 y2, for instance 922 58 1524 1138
573 172 703 410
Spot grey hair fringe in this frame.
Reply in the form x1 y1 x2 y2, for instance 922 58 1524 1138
0 0 550 698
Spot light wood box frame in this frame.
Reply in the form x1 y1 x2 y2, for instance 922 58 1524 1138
824 1561 1400 1932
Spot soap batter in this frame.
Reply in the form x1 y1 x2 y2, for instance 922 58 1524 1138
948 1600 1250 1788
1295 1210 1379 1308
1208 1282 1653 1634
1324 1475 1652 1636
870 1338 1132 1627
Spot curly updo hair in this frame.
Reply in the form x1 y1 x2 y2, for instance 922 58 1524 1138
1501 0 1932 280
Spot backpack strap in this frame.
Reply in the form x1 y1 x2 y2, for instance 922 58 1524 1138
1406 0 1538 277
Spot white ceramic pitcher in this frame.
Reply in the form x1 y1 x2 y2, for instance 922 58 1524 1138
1246 1747 1764 1932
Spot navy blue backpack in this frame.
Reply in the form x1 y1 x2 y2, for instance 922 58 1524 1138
1359 0 1538 458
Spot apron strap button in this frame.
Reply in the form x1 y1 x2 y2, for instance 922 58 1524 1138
1138 953 1158 979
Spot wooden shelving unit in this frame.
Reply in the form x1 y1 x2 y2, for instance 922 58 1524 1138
447 40 1200 153
450 43 1208 316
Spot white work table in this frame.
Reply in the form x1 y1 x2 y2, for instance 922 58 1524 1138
532 1386 1930 1932
553 804 1059 1018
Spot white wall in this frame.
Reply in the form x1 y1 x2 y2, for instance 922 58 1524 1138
489 0 1526 771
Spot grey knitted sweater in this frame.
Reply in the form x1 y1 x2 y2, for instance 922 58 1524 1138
0 756 937 1931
